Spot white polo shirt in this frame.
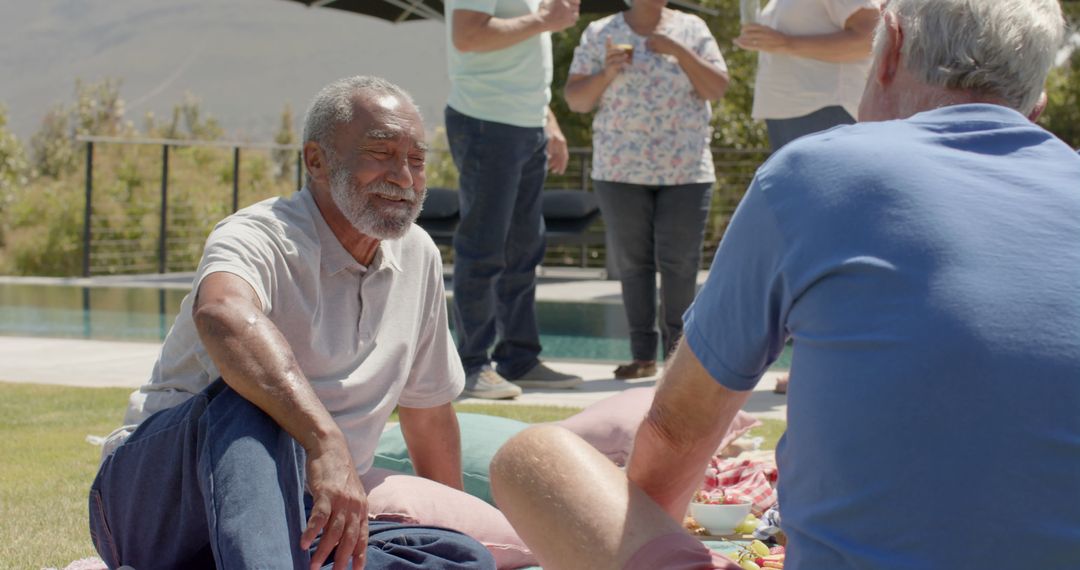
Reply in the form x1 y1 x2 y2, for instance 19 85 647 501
751 0 880 120
113 187 464 474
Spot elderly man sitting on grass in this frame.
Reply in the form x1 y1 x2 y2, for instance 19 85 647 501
89 75 496 570
489 1 1080 569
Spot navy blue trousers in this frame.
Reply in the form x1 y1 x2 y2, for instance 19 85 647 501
89 379 495 569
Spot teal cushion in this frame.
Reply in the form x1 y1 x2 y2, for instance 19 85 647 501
373 412 530 505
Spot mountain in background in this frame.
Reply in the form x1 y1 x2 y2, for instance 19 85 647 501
0 0 450 141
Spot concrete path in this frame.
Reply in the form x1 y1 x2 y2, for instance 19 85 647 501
0 336 788 420
0 270 788 420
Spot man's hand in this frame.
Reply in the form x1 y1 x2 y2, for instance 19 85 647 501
734 24 791 53
547 131 569 175
536 0 580 33
545 107 569 175
301 435 369 570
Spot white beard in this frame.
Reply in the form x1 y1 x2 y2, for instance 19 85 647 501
328 166 425 241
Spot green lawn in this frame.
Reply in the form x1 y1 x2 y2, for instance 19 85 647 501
0 382 784 570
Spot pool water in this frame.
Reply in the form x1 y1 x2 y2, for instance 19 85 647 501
0 283 792 367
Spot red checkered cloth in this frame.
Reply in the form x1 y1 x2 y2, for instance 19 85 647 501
701 457 778 516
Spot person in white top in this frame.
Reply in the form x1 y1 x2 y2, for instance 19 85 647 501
736 0 880 151
736 0 880 395
88 76 496 570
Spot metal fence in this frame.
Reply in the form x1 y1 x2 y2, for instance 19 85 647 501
77 136 769 277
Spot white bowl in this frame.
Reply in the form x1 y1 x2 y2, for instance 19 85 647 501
689 501 753 536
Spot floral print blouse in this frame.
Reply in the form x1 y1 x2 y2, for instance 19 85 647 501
569 10 726 185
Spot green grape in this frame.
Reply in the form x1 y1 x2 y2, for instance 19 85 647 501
739 560 762 570
750 540 771 557
734 515 760 534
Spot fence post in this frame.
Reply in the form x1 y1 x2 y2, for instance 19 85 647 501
82 141 93 277
232 146 241 212
159 144 169 274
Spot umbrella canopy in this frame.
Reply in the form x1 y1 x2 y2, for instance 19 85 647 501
285 0 716 24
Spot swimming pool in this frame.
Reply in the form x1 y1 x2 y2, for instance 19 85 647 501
0 282 792 367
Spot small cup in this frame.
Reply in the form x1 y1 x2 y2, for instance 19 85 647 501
739 0 760 24
613 43 634 63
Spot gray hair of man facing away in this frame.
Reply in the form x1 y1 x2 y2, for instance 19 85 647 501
875 0 1066 116
301 75 419 186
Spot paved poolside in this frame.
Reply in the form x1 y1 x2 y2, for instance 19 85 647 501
0 269 789 420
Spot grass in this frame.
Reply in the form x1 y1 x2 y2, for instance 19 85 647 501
0 383 130 570
0 382 785 570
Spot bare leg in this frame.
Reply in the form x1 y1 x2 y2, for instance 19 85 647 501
490 425 697 569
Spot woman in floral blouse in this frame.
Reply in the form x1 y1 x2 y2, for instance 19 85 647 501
565 0 728 379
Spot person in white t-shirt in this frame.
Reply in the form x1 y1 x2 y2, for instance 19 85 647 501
736 0 880 395
736 0 880 150
88 76 496 570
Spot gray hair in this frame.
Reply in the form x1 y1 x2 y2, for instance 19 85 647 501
302 76 418 183
874 0 1066 114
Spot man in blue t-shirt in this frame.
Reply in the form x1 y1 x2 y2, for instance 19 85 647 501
489 1 1080 569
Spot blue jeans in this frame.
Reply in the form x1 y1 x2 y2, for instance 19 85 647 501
593 180 713 361
444 106 547 379
89 379 496 570
765 105 856 151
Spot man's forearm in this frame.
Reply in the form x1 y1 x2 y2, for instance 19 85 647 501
399 404 465 490
787 8 878 63
453 11 548 53
193 274 343 453
626 342 752 520
786 29 873 63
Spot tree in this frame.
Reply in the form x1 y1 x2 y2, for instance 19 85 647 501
272 102 297 181
0 104 30 245
30 78 127 178
158 92 224 141
1038 3 1080 148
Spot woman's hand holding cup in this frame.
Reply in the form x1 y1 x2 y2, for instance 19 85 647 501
603 37 633 80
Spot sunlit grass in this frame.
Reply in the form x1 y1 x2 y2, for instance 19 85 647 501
0 382 784 569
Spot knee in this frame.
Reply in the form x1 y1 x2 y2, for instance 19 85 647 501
490 425 575 501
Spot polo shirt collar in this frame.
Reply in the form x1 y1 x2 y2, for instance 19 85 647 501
299 186 403 275
909 103 1029 129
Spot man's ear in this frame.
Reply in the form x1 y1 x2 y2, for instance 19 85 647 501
303 141 329 185
1028 90 1048 122
875 10 903 87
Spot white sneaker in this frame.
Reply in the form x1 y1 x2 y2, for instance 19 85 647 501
462 366 522 400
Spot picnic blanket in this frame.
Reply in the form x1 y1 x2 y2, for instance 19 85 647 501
701 456 779 516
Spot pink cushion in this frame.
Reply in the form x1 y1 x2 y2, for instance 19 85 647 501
362 468 536 569
554 387 762 465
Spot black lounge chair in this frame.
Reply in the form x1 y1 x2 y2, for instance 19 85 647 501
416 187 604 251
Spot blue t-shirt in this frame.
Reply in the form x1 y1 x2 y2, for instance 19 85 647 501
685 104 1080 570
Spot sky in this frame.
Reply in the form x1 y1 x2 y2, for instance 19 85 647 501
0 0 451 141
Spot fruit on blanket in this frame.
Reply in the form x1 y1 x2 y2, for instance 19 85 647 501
734 514 760 534
761 553 785 569
750 540 771 557
732 541 784 569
